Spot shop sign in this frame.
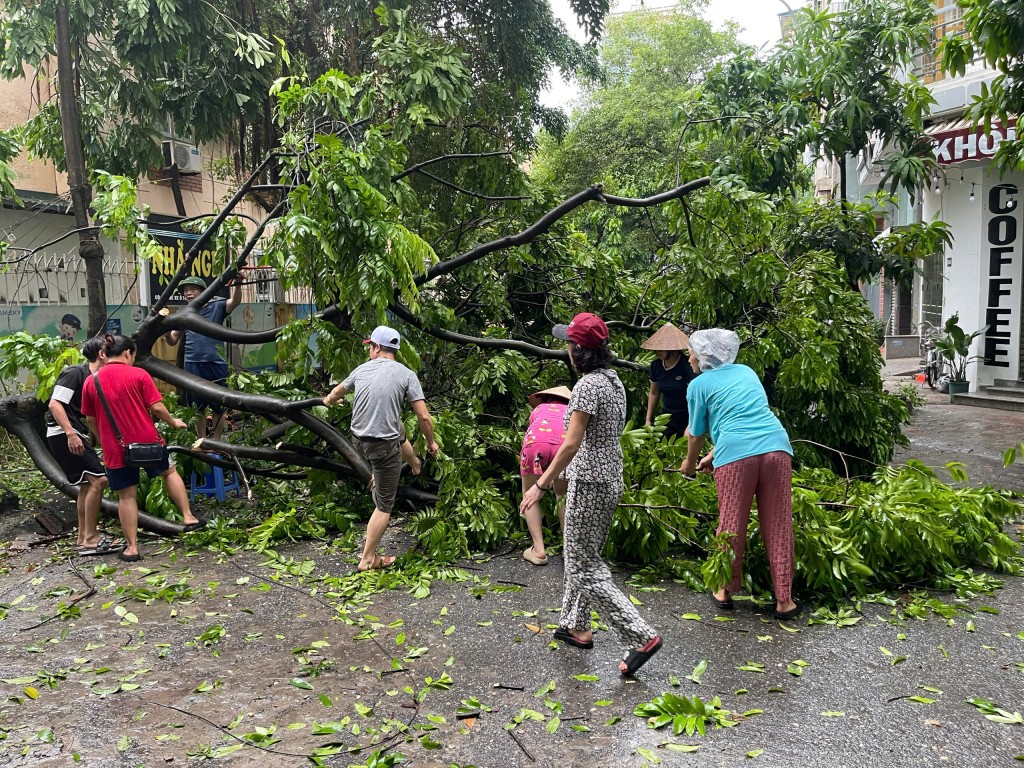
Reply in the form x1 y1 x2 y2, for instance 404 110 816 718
146 227 222 306
933 119 1017 165
981 184 1020 371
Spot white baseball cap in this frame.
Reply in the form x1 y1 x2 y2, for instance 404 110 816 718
363 325 401 349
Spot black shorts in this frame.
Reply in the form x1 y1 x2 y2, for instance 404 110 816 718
47 433 105 485
184 361 228 414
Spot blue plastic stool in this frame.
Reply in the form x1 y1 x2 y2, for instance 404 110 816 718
190 455 241 503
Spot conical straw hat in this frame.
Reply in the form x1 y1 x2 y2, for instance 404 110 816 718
528 385 573 408
640 323 690 351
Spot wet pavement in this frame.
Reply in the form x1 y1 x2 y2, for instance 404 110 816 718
1 370 1023 767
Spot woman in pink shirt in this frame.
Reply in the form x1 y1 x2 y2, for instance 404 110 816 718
520 386 571 565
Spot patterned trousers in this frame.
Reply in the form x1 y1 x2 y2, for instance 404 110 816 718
714 451 794 603
560 478 657 647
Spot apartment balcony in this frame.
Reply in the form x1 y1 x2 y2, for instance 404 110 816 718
912 11 995 115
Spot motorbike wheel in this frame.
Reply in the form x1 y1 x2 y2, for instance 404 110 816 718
925 360 938 389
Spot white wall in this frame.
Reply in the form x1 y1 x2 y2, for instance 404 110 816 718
926 165 1023 389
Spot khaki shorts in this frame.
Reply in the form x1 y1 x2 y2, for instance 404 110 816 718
355 436 402 513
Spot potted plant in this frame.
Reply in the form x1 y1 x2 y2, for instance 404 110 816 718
934 313 988 398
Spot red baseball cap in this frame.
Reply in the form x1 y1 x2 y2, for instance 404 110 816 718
552 312 609 349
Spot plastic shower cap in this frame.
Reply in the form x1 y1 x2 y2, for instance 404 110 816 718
688 329 739 371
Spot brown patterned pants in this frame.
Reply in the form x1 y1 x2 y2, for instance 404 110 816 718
714 451 794 603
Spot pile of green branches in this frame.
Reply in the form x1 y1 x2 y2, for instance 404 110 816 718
409 418 1022 602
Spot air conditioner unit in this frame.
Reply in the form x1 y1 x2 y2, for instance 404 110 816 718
162 140 202 175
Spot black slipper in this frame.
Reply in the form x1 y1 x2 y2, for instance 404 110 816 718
708 590 734 610
182 519 207 533
554 626 593 649
772 601 803 621
118 551 143 562
621 635 663 677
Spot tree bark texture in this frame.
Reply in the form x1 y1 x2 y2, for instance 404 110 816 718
55 1 107 336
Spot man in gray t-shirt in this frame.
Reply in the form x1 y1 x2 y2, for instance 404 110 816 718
323 325 439 571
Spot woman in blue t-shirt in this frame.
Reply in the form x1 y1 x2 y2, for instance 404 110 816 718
679 329 800 621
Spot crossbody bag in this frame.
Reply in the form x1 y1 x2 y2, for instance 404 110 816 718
92 372 165 468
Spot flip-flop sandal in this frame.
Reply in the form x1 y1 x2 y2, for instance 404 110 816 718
182 519 207 533
708 590 734 610
522 546 549 566
621 635 663 677
357 554 396 572
78 537 125 557
553 626 593 649
118 551 144 562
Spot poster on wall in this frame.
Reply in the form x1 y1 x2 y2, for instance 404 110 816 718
979 182 1022 379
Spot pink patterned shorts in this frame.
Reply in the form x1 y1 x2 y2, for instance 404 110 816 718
520 443 560 475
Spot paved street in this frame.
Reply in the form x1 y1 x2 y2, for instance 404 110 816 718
0 374 1022 767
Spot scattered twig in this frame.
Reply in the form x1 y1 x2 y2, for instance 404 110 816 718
507 727 536 762
19 559 95 632
492 683 525 691
140 698 315 757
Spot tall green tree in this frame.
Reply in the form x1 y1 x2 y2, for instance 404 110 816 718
532 0 952 472
939 0 1024 172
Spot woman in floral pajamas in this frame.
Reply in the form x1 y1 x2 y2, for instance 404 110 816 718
520 312 662 676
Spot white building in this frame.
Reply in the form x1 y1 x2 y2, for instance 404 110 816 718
917 4 1021 390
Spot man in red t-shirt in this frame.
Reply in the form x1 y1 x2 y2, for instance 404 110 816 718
81 335 203 561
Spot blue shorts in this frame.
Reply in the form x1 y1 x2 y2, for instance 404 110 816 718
184 361 228 414
106 448 173 492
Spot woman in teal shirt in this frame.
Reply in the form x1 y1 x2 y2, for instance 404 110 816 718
680 329 800 620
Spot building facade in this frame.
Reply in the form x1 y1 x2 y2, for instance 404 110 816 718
0 69 300 378
917 3 1021 388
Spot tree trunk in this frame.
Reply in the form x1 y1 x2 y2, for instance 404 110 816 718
55 1 106 335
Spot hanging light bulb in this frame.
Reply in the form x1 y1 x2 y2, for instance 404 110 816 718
968 182 975 202
934 179 941 195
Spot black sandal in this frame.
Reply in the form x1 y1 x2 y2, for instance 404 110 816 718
621 636 662 677
708 590 734 610
553 626 593 649
772 601 803 621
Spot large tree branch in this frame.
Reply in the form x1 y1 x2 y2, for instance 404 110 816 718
148 152 279 317
192 439 359 477
140 356 377 489
138 304 344 350
414 169 531 201
388 303 645 372
391 151 512 182
417 177 711 287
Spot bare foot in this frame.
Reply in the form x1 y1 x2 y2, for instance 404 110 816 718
358 554 396 572
775 600 797 614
